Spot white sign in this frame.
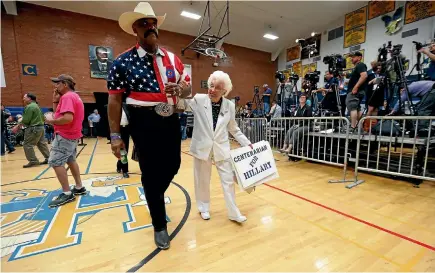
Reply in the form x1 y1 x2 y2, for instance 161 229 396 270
230 141 279 190
0 48 5 87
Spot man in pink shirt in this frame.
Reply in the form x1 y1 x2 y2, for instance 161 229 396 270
45 74 86 208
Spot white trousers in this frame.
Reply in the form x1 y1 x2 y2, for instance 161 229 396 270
194 157 242 218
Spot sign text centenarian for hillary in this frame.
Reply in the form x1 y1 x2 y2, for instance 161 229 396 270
230 141 278 189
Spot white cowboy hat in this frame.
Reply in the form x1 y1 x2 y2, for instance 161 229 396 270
119 2 166 36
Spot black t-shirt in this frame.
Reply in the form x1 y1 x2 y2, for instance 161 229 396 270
347 62 367 94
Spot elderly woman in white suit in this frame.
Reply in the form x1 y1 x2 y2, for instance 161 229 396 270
186 71 252 223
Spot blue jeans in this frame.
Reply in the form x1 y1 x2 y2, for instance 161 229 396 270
180 126 187 140
264 102 270 115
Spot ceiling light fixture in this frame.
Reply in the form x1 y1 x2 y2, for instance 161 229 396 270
311 32 317 37
181 11 201 20
263 33 279 40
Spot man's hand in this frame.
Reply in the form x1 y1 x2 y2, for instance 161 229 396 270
111 138 125 159
45 114 55 124
352 87 358 95
164 83 181 97
418 48 429 55
53 89 60 102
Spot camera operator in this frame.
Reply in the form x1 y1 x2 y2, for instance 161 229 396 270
313 71 339 112
419 41 435 80
366 61 384 117
262 84 272 115
389 80 435 135
346 51 368 131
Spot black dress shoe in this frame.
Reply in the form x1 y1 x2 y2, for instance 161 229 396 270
123 172 130 178
154 229 170 250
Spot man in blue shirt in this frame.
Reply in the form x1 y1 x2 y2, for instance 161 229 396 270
419 42 435 81
313 71 339 112
262 84 272 115
390 80 435 132
87 109 101 137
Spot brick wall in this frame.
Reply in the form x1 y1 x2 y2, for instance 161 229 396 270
1 2 276 107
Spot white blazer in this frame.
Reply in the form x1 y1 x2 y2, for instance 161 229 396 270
186 94 251 162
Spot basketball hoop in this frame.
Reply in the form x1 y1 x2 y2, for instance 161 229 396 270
205 48 227 58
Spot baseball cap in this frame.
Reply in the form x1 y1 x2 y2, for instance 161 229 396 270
349 51 363 57
50 74 76 84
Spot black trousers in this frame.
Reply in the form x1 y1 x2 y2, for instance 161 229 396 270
127 106 181 231
117 125 130 173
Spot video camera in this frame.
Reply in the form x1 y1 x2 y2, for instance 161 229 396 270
254 86 260 94
275 71 285 82
323 54 346 77
289 72 299 84
304 70 320 85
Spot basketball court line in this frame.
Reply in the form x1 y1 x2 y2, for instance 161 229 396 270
265 183 435 252
126 181 191 272
85 138 99 174
180 151 435 252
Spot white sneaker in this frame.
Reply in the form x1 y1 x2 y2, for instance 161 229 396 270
200 212 210 220
229 215 247 223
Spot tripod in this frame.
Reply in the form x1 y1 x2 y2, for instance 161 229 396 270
251 91 264 117
385 52 415 115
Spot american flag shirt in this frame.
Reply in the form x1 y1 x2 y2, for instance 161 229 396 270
107 44 190 106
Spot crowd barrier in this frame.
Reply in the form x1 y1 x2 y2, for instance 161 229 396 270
233 116 435 188
348 115 435 189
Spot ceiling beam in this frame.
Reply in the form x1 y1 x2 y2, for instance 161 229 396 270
271 46 283 62
2 0 18 15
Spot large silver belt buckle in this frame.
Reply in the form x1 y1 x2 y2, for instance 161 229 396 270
154 103 174 117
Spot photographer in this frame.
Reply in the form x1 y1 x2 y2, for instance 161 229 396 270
419 41 435 80
262 84 272 115
389 80 435 135
313 71 338 112
346 51 368 131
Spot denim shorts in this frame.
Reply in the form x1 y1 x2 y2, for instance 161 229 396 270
48 134 78 167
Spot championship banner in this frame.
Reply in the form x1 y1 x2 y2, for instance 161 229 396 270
344 25 367 48
286 45 301 62
345 6 367 31
405 1 435 24
343 49 365 71
230 141 279 190
368 0 395 20
302 62 317 79
292 61 302 77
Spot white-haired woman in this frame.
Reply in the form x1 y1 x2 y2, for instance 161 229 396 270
186 71 252 223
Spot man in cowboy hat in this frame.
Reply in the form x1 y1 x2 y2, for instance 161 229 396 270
107 2 191 250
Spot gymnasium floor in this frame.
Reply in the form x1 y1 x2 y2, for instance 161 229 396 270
1 138 435 272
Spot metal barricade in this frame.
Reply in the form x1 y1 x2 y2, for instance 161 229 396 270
268 117 353 183
233 118 268 143
347 116 435 188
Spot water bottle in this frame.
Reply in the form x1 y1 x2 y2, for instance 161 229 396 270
120 149 128 164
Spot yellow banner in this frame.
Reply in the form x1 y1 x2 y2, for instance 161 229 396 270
345 6 367 31
344 25 366 48
286 45 300 62
405 1 435 24
292 61 302 77
302 63 317 79
343 49 365 71
368 0 395 20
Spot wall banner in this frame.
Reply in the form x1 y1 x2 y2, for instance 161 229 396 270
286 45 301 62
344 25 367 48
345 6 368 31
405 1 435 24
368 0 395 20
